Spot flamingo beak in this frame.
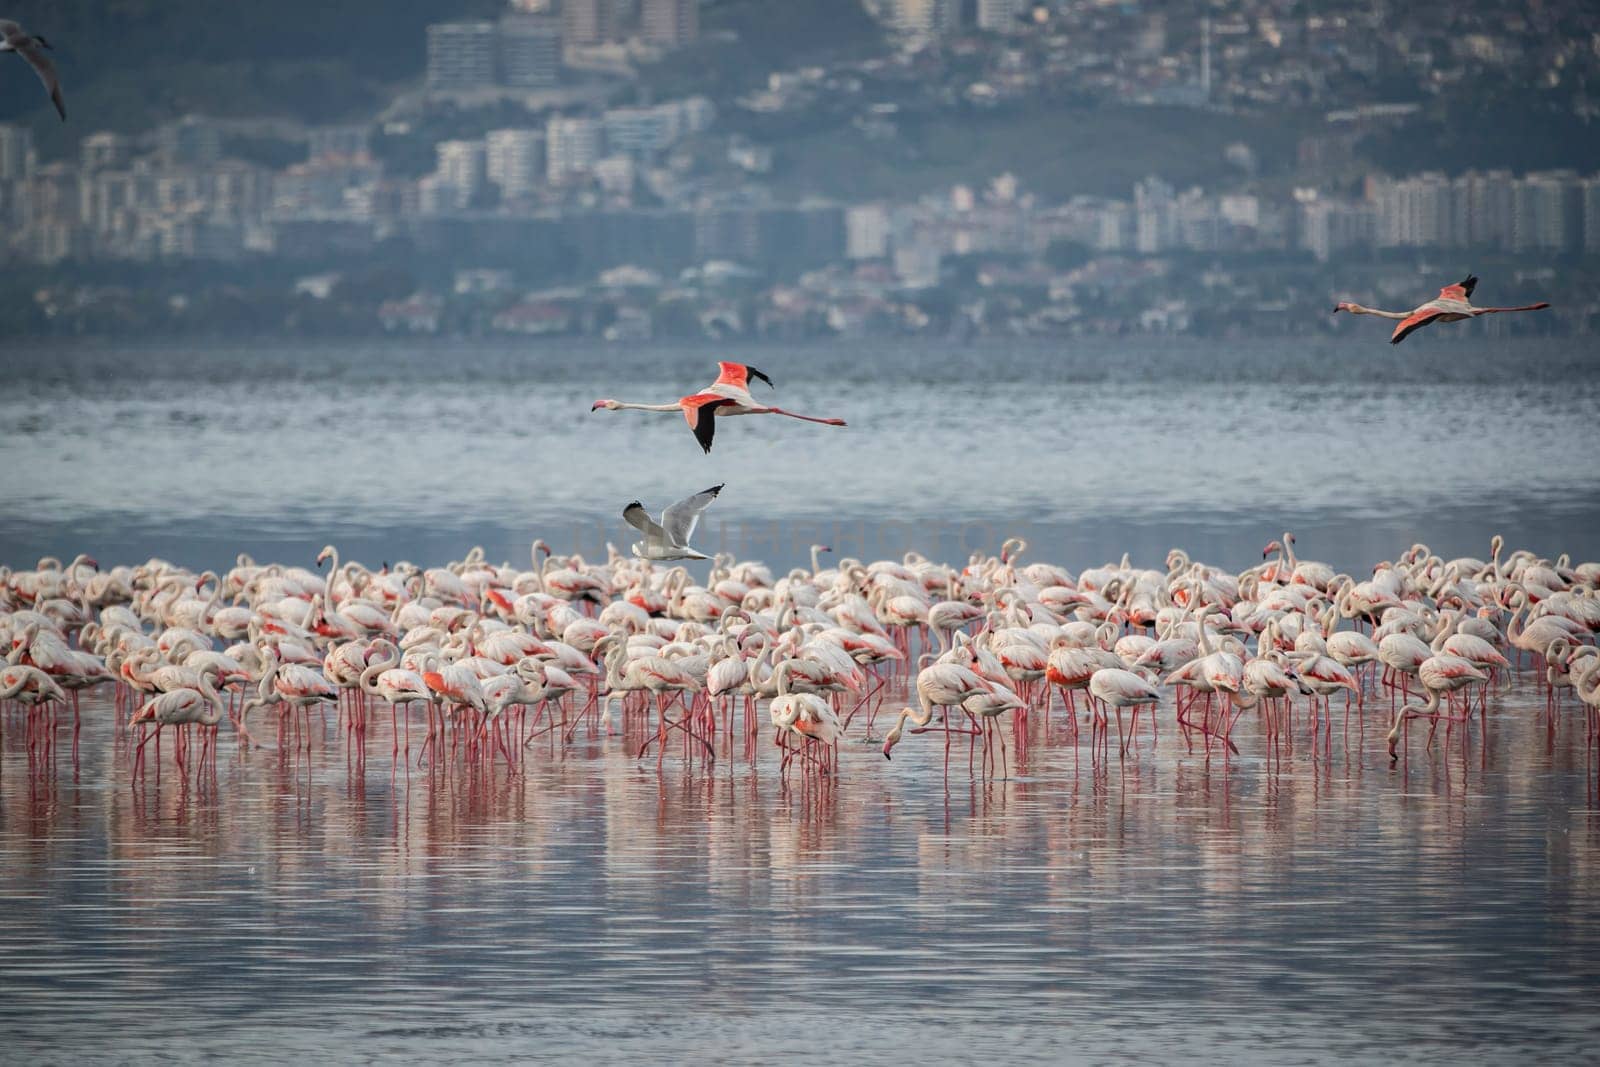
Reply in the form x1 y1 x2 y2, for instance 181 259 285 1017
590 401 605 412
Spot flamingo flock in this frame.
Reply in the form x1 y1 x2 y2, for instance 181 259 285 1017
1 533 1595 789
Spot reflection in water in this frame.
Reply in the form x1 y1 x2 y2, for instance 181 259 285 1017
2 677 1598 1061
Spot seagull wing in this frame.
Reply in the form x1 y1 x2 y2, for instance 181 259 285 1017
17 42 64 121
0 21 22 42
622 501 668 553
661 484 723 549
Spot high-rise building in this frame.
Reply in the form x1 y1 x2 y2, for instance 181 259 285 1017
1513 171 1581 253
846 204 891 259
435 140 487 199
0 124 34 182
427 21 498 90
79 131 130 174
157 116 222 168
486 128 546 200
889 0 962 41
976 0 1027 33
501 14 563 87
641 0 698 49
680 96 716 133
563 0 622 47
603 104 683 158
307 125 372 162
1299 197 1376 263
1372 172 1451 248
1583 178 1600 254
546 115 603 184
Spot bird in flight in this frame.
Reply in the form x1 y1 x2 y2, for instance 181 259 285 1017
623 484 724 561
592 361 846 453
1333 275 1549 344
1 19 65 121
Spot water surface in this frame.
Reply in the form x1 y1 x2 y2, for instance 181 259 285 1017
2 337 1598 1062
2 682 1598 1063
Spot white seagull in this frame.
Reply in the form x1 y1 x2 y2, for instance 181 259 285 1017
1 19 65 121
623 484 723 561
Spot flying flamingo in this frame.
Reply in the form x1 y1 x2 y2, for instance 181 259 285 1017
591 361 847 453
1333 275 1550 344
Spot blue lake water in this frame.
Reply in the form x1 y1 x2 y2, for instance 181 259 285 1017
1 337 1598 1062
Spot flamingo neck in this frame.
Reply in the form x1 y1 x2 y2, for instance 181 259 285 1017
614 401 681 413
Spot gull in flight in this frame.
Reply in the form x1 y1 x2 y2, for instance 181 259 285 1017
623 484 724 561
1 19 65 121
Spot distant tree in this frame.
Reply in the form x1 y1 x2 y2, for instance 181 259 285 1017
1044 239 1092 272
332 266 416 306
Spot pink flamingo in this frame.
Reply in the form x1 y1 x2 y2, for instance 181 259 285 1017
1334 275 1549 344
591 361 847 453
1387 654 1490 761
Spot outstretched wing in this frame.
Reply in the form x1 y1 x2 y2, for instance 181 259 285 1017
1390 306 1444 345
622 501 663 537
1439 274 1478 301
680 393 731 453
0 21 22 41
17 42 65 121
662 484 723 549
713 361 774 392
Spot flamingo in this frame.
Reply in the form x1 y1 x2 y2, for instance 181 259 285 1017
1387 654 1490 760
1333 275 1550 344
1088 667 1162 754
770 666 843 777
129 687 227 775
359 642 433 755
881 660 994 765
591 361 847 453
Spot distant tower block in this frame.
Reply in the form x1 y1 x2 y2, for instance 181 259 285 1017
501 14 563 87
427 21 498 89
563 0 623 46
641 0 699 49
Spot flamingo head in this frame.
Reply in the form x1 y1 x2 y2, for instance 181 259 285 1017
1262 540 1281 559
315 545 335 568
1332 301 1350 314
591 399 619 412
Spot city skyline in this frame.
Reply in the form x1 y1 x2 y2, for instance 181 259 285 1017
0 0 1595 339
